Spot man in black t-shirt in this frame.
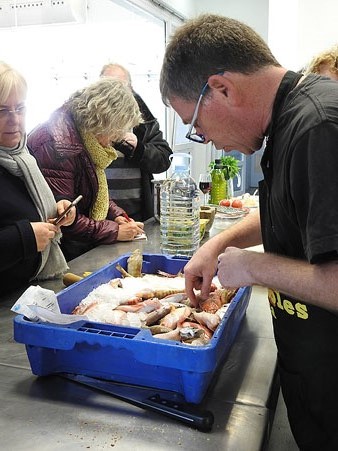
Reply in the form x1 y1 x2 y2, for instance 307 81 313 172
160 14 338 450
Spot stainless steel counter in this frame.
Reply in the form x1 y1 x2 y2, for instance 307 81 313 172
0 219 278 451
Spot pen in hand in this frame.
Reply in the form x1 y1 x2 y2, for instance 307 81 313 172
122 212 132 222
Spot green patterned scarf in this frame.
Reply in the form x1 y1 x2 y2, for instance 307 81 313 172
80 131 118 220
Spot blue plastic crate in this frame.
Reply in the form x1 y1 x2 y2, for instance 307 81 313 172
14 253 251 403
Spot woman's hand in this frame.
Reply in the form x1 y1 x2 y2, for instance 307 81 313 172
117 222 145 241
115 215 129 225
31 222 59 251
123 132 138 149
115 216 144 229
49 200 77 227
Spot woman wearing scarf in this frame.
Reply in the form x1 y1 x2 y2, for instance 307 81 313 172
28 77 144 261
0 62 75 294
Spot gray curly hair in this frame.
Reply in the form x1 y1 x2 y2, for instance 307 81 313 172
66 78 142 142
100 63 132 87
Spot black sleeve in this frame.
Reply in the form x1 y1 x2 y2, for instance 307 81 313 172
0 220 38 271
126 93 173 173
127 119 173 173
290 121 338 263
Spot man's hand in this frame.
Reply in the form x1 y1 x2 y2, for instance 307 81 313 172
184 243 219 306
217 247 255 288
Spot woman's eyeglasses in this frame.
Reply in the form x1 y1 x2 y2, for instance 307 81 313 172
0 105 26 119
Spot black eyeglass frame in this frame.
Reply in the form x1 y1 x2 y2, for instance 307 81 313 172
185 82 209 143
185 72 225 144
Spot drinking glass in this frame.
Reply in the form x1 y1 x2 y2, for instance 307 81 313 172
199 173 212 205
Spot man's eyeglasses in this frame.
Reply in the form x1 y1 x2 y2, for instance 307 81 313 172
0 105 26 119
185 82 209 143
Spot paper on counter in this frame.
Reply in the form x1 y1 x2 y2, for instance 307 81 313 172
11 285 88 324
11 285 60 321
133 232 147 241
28 305 88 324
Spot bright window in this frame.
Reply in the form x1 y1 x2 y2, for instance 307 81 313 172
0 0 175 136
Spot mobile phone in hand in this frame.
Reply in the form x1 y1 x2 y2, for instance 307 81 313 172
53 195 83 225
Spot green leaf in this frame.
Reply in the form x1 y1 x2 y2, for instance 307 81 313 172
209 156 240 180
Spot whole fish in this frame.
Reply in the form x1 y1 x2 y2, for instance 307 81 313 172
127 249 143 277
145 305 172 326
153 327 181 341
181 321 213 339
160 306 191 329
180 326 203 340
148 324 172 335
117 298 162 313
161 293 188 304
193 311 221 331
135 288 186 300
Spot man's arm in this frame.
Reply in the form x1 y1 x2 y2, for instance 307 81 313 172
184 210 262 303
217 246 338 314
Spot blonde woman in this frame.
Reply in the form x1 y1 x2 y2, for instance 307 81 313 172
0 61 76 294
28 78 144 261
305 45 338 80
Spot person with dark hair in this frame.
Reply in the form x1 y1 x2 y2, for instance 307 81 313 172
100 63 172 221
160 14 338 450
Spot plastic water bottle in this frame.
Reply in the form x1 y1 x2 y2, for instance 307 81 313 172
160 153 201 257
210 159 226 204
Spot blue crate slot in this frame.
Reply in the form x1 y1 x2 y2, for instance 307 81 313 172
13 253 251 403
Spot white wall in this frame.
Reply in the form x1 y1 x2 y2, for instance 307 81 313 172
194 0 269 41
273 0 337 71
159 0 269 40
268 0 300 69
157 0 195 18
297 0 338 69
170 0 338 72
162 0 269 38
269 0 338 71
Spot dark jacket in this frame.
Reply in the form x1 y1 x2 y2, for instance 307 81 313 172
0 166 41 294
112 92 172 220
27 107 125 259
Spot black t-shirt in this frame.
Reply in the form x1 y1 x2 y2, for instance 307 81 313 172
259 71 338 367
261 72 338 263
259 72 338 447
